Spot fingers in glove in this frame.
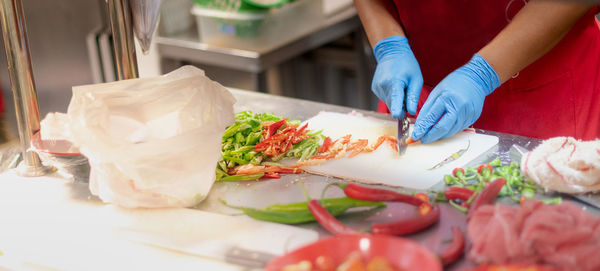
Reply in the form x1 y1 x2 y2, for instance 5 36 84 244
406 76 423 115
420 112 458 144
412 94 445 140
387 80 407 119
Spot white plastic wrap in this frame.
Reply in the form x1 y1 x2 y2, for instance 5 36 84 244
521 137 600 193
42 66 235 208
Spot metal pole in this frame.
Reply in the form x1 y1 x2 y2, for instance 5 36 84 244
108 0 138 80
0 0 52 176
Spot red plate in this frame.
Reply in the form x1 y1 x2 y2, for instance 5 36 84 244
265 234 442 271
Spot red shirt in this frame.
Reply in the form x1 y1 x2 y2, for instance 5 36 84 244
378 1 600 140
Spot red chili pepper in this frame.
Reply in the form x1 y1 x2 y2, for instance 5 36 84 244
440 226 465 266
267 119 286 138
272 167 303 174
342 183 425 206
318 137 333 153
261 172 281 179
477 164 493 175
468 178 507 218
414 192 429 203
405 136 418 144
371 205 440 235
452 168 465 178
444 187 475 202
308 199 357 235
418 203 432 216
414 193 432 216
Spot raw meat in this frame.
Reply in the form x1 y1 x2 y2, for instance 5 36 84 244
467 200 600 271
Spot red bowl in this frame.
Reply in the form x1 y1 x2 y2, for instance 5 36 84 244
265 234 442 271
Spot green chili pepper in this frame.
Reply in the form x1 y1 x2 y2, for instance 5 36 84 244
230 146 255 155
243 151 257 161
218 173 265 182
264 197 385 212
222 155 247 165
234 132 244 143
250 155 263 165
434 191 447 202
444 175 457 185
541 197 562 205
222 197 384 224
489 158 502 167
449 200 468 213
521 188 535 199
245 132 262 145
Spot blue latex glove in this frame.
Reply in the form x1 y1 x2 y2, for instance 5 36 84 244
412 54 500 144
372 36 423 119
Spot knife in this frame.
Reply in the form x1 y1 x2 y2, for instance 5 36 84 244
117 229 276 268
510 144 600 209
397 100 410 156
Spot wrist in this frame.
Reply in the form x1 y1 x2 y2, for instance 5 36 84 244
462 54 501 96
373 36 411 63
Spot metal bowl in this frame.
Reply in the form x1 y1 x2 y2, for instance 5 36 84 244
31 132 90 182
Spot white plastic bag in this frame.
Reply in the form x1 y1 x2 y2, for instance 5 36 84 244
49 66 235 208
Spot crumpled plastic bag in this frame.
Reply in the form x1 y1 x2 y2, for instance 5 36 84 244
42 66 235 208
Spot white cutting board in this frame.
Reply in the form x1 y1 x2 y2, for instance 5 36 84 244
301 112 499 190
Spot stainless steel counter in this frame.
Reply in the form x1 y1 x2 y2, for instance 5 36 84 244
197 88 548 270
3 88 591 270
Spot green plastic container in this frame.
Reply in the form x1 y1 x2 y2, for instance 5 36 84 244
192 0 268 12
192 3 268 38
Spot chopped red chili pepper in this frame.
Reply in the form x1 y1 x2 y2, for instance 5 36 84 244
414 193 432 216
444 187 475 202
372 205 440 235
261 172 281 179
452 168 465 178
308 199 358 235
468 178 506 218
342 183 426 206
405 136 418 144
418 203 432 216
477 164 493 175
318 137 333 153
440 226 465 266
414 193 429 203
266 119 286 138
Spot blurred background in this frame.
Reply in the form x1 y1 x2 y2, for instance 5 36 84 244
0 0 377 141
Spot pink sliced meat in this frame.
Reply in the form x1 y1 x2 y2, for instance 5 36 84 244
467 200 600 271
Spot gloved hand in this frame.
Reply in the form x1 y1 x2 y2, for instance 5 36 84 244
372 36 423 119
412 54 501 144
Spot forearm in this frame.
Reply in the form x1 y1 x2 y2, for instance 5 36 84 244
478 0 594 83
354 0 405 47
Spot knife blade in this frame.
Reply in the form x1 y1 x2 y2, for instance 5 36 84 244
117 229 276 268
397 117 410 156
510 144 600 209
397 97 410 156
